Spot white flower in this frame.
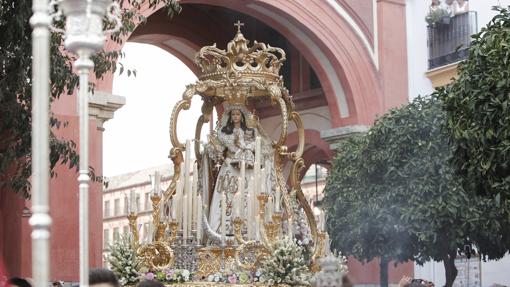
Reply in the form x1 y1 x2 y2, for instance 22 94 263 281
207 275 214 282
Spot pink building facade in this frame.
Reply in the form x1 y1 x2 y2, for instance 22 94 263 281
1 0 411 284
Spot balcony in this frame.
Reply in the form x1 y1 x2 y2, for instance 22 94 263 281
428 11 477 69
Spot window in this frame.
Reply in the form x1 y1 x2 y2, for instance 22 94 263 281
123 225 129 235
145 193 150 210
114 198 120 216
103 229 109 248
104 201 110 218
113 227 120 241
124 196 129 214
136 195 141 213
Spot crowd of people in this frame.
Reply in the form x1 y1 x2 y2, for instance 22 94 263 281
2 270 438 287
430 0 470 17
2 269 165 287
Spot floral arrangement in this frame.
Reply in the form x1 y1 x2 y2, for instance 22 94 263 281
260 237 311 286
144 269 194 284
204 270 262 284
332 250 349 275
107 235 142 286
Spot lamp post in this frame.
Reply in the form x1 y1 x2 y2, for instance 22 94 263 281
29 1 119 287
58 1 117 286
29 2 52 287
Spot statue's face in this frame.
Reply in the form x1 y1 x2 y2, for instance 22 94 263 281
231 109 242 125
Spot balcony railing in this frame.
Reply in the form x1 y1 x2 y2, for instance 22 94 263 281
428 11 477 69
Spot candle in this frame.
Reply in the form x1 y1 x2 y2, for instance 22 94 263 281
246 177 253 239
221 191 226 240
235 176 242 218
197 195 203 242
188 178 193 235
255 137 261 164
320 209 326 231
275 189 281 212
240 160 245 186
267 196 273 222
260 168 265 195
130 189 136 214
192 162 198 229
324 233 331 255
254 137 261 197
183 194 188 241
159 200 165 222
255 215 260 241
171 197 177 220
178 162 185 226
154 171 161 194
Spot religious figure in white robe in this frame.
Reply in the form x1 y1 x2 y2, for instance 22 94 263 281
204 105 275 237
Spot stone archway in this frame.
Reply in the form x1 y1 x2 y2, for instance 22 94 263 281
97 0 408 129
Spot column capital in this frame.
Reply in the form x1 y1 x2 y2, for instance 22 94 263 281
89 91 125 129
320 125 369 150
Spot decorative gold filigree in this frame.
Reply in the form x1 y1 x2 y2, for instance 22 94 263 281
235 241 270 271
127 212 139 247
137 241 174 271
196 247 237 277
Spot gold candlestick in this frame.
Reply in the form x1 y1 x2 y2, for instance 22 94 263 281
233 217 246 244
127 212 139 247
167 219 179 245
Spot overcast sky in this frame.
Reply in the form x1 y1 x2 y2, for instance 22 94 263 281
103 43 202 177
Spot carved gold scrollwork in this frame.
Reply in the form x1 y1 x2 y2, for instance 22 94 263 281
235 241 270 271
290 158 319 259
288 111 305 160
162 147 183 205
271 87 288 147
137 241 174 271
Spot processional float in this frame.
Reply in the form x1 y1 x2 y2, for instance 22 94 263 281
127 23 330 284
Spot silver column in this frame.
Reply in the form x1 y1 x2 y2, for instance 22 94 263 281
58 1 114 286
29 1 52 287
76 52 94 287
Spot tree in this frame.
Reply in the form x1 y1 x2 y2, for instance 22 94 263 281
324 135 417 287
440 5 510 263
442 7 510 201
0 0 180 197
324 96 487 287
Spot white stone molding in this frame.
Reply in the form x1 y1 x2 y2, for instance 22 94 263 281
89 91 126 129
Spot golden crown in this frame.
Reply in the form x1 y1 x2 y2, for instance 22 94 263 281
194 21 286 83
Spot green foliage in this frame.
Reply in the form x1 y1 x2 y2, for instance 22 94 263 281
0 0 180 197
425 8 450 25
442 7 510 202
324 96 474 286
107 235 142 286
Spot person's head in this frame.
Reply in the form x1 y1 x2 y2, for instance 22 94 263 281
431 0 440 6
52 281 63 287
137 280 164 287
342 275 353 287
221 108 247 134
6 278 31 287
457 0 466 4
445 0 454 5
89 268 119 287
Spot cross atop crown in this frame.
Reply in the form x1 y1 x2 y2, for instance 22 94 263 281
234 20 244 33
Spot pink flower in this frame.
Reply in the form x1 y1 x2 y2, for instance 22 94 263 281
145 272 155 280
228 275 237 284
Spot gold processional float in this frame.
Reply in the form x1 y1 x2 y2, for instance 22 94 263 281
127 22 335 286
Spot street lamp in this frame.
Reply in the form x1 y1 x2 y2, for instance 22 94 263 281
30 1 120 287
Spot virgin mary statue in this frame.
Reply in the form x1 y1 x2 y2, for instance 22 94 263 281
202 104 275 238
